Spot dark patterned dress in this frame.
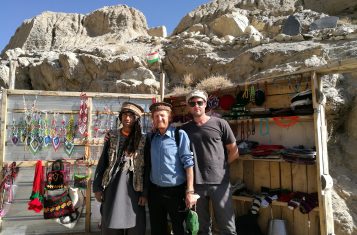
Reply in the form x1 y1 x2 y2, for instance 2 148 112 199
96 132 146 235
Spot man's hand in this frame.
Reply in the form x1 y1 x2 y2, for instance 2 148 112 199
138 196 147 206
94 191 103 202
185 193 198 209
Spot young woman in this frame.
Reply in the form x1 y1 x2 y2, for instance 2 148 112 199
93 102 147 235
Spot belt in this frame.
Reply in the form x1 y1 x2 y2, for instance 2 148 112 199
150 182 185 191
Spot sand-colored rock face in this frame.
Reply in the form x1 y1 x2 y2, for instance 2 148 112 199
1 2 357 234
3 5 149 52
304 0 357 15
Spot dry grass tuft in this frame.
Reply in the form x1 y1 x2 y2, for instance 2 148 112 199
183 73 195 87
166 86 192 97
338 17 352 25
195 74 233 92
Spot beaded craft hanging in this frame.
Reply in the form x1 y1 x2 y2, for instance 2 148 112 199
50 113 61 152
78 93 88 137
64 114 75 157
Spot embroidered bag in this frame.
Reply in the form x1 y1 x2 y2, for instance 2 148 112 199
73 160 90 189
46 160 70 190
43 190 74 219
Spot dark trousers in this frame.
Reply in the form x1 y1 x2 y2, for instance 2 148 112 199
148 183 187 235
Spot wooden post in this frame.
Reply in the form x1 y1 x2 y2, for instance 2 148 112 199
9 60 17 89
0 89 8 167
85 97 93 232
0 89 7 232
160 72 165 102
311 71 335 235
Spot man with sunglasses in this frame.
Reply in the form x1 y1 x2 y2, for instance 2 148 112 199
145 102 197 235
182 90 239 235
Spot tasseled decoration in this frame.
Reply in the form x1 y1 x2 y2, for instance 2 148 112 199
28 160 44 213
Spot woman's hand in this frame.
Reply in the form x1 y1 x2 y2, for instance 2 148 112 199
94 191 103 202
138 196 147 206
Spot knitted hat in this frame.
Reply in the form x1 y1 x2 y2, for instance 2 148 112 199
254 90 265 106
219 94 236 110
119 101 144 119
207 95 220 110
149 102 172 112
236 90 250 106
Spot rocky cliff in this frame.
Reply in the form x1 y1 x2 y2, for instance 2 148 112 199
0 1 357 234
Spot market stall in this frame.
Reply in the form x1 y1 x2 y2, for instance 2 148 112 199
166 71 334 235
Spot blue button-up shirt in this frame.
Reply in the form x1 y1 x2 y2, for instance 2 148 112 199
150 126 194 187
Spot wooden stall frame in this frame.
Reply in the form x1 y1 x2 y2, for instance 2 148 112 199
165 57 357 235
311 72 334 235
0 89 161 233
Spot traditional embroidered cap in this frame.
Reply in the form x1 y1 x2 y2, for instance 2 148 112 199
254 89 265 106
120 101 144 117
149 102 172 112
186 90 208 103
219 94 236 110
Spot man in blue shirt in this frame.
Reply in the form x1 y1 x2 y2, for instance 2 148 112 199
145 102 197 235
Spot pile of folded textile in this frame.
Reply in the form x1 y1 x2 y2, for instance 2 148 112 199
281 146 316 164
251 145 285 159
237 140 259 155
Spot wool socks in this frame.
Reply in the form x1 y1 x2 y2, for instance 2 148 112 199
250 196 261 214
261 194 278 208
299 192 318 214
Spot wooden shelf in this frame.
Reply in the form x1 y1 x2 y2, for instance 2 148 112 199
228 115 313 124
239 154 284 162
238 154 316 165
232 195 319 212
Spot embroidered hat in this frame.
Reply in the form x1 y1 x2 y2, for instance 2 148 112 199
236 90 250 106
186 90 208 103
207 95 220 110
219 94 236 110
254 89 265 106
149 102 172 112
120 101 144 118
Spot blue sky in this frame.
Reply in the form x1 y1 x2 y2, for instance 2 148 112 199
1 0 210 52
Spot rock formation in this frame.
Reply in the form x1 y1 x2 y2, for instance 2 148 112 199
0 1 357 234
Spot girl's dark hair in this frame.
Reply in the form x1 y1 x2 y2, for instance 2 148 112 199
122 117 142 154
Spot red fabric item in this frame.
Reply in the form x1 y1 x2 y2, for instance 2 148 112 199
273 116 299 128
219 95 236 110
278 192 295 202
251 145 285 156
28 160 44 213
28 197 43 213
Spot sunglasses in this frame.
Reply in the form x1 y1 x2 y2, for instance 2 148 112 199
188 101 205 107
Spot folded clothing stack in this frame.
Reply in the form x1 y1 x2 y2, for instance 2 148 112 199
281 146 316 164
237 140 259 155
251 145 285 159
231 179 247 196
286 191 319 214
